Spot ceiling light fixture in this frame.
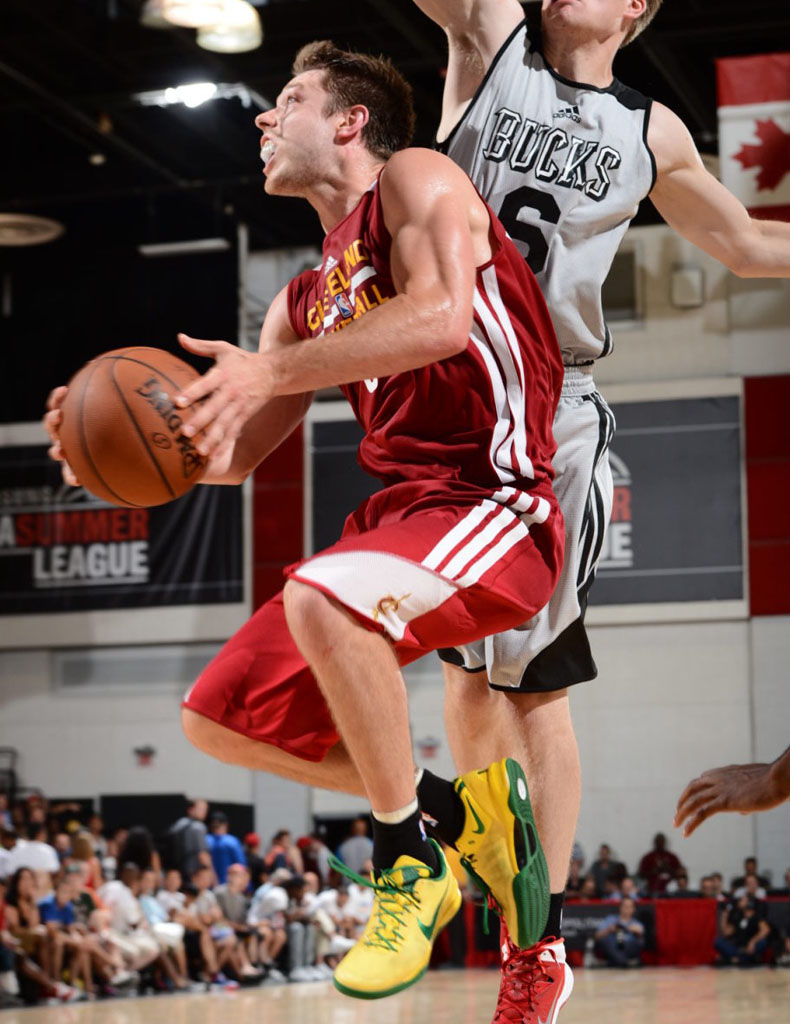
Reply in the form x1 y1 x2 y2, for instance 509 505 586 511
0 214 65 247
133 81 269 110
163 82 218 108
138 238 231 257
197 1 262 53
161 0 226 28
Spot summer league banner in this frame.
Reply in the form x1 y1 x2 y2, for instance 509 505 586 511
0 444 243 614
307 391 743 610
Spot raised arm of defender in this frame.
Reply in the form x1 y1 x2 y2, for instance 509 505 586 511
649 102 790 278
412 0 523 140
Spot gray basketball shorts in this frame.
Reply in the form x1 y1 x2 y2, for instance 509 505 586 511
439 365 615 692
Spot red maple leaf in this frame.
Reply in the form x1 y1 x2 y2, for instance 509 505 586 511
733 118 790 192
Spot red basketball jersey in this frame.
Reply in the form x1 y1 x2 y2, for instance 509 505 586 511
287 176 563 511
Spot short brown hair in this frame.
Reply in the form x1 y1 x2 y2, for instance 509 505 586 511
622 0 663 47
292 40 415 159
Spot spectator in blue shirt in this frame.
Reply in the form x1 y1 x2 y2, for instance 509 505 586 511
38 879 76 928
39 875 95 994
206 813 245 885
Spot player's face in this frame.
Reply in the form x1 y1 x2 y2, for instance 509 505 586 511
255 71 337 197
541 0 643 43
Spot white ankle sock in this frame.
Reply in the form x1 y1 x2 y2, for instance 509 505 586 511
372 797 419 824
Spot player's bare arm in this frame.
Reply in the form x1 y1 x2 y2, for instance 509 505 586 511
674 744 790 837
176 149 485 456
179 286 314 484
412 0 523 141
649 102 790 278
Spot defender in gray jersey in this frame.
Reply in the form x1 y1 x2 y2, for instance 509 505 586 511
411 2 790 1021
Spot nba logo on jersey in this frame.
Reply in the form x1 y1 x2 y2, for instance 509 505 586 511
335 292 354 319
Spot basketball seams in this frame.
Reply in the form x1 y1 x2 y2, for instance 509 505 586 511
107 358 177 501
61 347 204 508
74 359 138 507
102 351 196 397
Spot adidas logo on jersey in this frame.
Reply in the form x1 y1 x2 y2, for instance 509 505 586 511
554 105 581 124
324 254 339 271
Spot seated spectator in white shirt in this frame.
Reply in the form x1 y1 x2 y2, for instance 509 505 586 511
98 863 160 972
138 869 191 990
731 857 770 894
6 825 59 896
191 866 258 981
732 872 768 901
247 869 290 975
156 869 186 918
311 885 357 967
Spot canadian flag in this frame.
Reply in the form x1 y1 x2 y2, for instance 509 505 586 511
716 53 790 221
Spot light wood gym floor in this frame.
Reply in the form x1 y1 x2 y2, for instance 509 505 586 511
2 967 789 1024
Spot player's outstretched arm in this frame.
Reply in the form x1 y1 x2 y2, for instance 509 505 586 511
178 286 313 483
177 149 484 458
674 744 790 837
411 0 523 140
649 103 790 278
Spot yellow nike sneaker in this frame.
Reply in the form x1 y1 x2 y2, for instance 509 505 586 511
331 840 462 1000
454 757 549 950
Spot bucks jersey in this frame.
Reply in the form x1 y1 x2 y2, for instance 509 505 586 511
438 18 656 364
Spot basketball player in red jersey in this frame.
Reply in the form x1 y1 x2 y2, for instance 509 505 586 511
46 42 567 999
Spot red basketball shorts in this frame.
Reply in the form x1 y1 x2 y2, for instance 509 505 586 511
183 482 563 762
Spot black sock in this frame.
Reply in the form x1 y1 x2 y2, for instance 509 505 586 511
416 768 467 848
541 892 565 940
371 808 438 873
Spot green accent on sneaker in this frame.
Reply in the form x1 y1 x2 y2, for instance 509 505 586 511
333 965 429 1001
456 780 486 835
457 758 550 950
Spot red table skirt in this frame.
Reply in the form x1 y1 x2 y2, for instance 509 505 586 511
457 897 721 967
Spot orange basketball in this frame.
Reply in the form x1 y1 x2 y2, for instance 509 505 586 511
59 347 207 507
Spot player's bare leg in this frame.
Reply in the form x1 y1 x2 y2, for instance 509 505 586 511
182 708 366 795
282 579 427 837
426 664 576 1022
282 578 461 999
424 667 579 907
442 668 581 896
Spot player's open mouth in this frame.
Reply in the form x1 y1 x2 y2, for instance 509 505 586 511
260 140 276 170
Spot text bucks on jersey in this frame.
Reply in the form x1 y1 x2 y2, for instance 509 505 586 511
441 21 655 364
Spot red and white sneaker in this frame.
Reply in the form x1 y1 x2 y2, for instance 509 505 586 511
492 925 573 1024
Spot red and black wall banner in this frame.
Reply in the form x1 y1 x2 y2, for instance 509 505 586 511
0 444 242 615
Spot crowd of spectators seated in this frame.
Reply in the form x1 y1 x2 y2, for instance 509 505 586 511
3 789 789 1007
0 793 374 1008
566 836 790 969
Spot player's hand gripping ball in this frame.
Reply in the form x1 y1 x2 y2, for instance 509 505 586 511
59 347 207 507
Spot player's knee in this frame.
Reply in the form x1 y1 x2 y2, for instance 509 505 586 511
504 687 571 724
282 578 330 640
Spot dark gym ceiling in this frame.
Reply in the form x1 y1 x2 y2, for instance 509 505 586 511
2 0 790 253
